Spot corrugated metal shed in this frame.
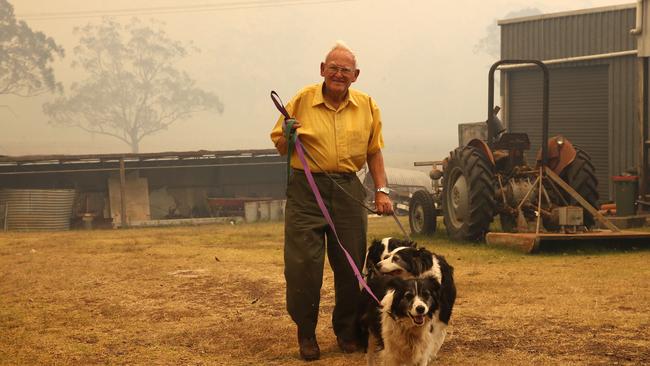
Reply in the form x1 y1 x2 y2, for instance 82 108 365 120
0 189 75 231
507 64 612 199
499 4 639 200
499 4 636 59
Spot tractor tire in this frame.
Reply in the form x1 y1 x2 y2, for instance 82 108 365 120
561 147 599 228
442 146 496 241
408 190 437 235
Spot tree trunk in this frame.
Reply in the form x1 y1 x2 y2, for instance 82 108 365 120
130 141 139 153
130 130 139 153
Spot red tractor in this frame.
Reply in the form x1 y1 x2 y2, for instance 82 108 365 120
409 60 605 248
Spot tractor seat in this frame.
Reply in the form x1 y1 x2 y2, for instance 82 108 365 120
493 132 531 151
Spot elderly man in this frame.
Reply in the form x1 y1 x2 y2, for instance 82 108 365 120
270 41 393 361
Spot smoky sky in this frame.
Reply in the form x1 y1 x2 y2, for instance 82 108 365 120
2 0 632 169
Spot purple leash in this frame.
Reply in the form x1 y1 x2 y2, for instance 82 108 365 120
271 91 381 304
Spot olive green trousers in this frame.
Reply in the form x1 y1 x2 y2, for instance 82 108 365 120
284 169 367 341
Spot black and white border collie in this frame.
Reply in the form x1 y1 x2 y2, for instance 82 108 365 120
368 277 441 366
360 237 456 365
362 237 416 282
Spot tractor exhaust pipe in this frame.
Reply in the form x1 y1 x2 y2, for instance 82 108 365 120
488 60 549 166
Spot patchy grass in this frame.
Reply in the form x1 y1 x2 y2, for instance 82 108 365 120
0 217 649 365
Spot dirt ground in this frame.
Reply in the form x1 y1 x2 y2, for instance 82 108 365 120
1 217 649 365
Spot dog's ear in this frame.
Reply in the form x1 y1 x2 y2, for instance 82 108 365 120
386 277 408 315
421 277 441 316
387 276 408 300
410 247 433 275
370 238 382 246
392 238 416 248
368 273 391 296
416 247 434 266
387 275 406 290
423 276 441 293
366 240 385 266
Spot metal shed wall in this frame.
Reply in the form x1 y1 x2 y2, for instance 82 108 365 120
500 5 636 59
507 64 611 199
500 5 638 200
0 189 75 231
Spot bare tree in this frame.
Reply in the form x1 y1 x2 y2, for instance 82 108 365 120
0 0 64 97
43 18 223 153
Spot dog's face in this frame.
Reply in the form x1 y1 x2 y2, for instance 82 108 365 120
365 237 416 276
383 277 440 327
376 246 434 279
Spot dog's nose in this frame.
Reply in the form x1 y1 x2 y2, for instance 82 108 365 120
416 305 426 314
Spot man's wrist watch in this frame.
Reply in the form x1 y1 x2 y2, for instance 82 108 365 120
376 187 390 195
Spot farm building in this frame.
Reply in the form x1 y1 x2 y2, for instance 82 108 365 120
0 147 430 230
498 1 650 205
0 149 285 230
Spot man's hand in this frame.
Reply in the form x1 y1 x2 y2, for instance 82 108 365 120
374 192 393 215
274 119 302 154
283 119 302 134
367 150 392 215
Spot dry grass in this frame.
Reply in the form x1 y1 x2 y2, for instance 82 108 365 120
1 217 649 365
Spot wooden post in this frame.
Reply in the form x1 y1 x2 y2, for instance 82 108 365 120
638 57 650 206
535 167 543 234
119 157 128 228
639 57 648 208
2 203 7 231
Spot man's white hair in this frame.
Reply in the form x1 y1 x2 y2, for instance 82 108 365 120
325 40 358 69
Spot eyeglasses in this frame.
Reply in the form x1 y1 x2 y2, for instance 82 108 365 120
326 64 355 76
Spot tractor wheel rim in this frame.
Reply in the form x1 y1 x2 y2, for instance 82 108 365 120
412 204 424 231
448 170 468 228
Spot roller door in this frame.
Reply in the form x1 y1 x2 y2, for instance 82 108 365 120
507 65 609 202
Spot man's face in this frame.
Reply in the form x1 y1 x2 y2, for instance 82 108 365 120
320 49 359 96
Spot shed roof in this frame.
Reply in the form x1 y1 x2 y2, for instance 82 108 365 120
0 149 282 175
498 3 635 26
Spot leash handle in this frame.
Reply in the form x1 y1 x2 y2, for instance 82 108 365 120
271 90 297 180
283 119 297 181
271 91 291 120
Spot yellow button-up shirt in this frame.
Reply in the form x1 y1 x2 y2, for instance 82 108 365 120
270 83 383 173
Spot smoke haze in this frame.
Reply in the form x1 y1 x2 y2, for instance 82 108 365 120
1 0 632 168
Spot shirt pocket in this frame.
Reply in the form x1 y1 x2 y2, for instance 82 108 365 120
348 128 369 159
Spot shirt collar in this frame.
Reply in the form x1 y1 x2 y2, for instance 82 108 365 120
312 82 358 108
